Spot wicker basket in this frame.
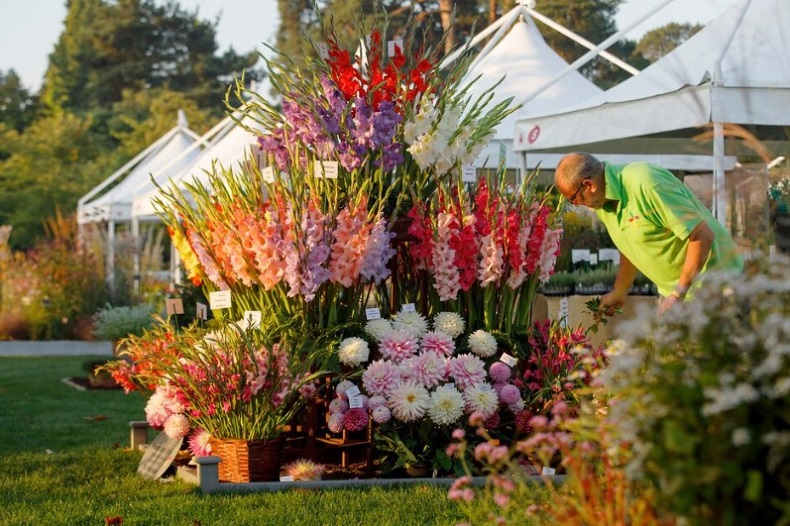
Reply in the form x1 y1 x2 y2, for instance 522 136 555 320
209 437 284 483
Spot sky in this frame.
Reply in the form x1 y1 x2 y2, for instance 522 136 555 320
0 0 736 92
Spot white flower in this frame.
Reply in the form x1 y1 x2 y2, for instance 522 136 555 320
463 383 499 417
392 310 429 339
731 427 751 447
468 330 497 358
433 312 465 339
338 337 370 367
428 384 465 425
388 380 430 422
365 318 394 342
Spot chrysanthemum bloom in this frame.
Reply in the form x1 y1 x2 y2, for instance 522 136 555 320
335 380 356 396
328 397 350 415
362 359 402 397
420 331 456 357
343 408 369 431
408 351 448 388
391 310 429 339
285 459 325 481
145 385 186 428
379 330 419 363
371 405 392 424
388 380 430 422
468 330 498 358
499 384 521 405
338 337 370 366
328 411 345 433
163 413 191 439
365 318 394 342
489 362 512 383
514 409 533 435
428 384 465 425
368 395 388 410
433 312 465 339
187 428 212 457
463 383 499 417
448 354 487 391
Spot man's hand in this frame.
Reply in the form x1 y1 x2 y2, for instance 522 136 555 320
599 290 626 316
658 293 681 315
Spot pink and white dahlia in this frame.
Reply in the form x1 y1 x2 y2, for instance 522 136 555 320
362 359 402 397
428 384 465 425
187 428 212 457
408 351 448 389
378 330 419 364
388 380 430 422
468 330 498 358
145 385 186 428
328 411 345 433
337 337 370 367
489 362 512 383
335 380 356 397
163 413 191 439
368 395 388 410
420 331 456 357
371 405 392 424
432 312 465 339
343 408 369 432
499 384 522 406
328 397 350 415
463 383 499 417
448 354 487 391
391 310 429 339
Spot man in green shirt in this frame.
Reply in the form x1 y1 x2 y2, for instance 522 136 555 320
554 152 744 314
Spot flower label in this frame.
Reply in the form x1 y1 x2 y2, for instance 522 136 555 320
541 466 556 476
195 302 208 320
401 303 416 313
209 290 232 310
242 310 262 328
387 39 403 57
365 308 381 320
499 353 518 367
279 475 295 482
261 166 275 183
165 298 184 315
558 297 569 329
348 395 364 409
461 164 476 182
314 160 338 179
345 385 361 398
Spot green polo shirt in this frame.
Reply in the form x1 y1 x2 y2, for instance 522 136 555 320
595 162 744 297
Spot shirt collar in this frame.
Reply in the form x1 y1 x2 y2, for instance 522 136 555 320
603 162 625 213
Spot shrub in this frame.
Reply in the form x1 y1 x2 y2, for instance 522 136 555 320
91 303 157 341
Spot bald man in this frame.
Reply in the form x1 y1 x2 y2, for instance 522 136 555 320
554 152 743 314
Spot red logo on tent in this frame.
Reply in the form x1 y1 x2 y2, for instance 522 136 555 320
527 125 540 144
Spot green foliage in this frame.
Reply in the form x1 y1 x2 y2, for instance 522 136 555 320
0 69 38 134
635 22 703 63
598 257 790 525
91 303 157 341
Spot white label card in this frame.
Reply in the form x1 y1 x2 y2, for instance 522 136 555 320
499 353 518 367
461 164 477 182
571 249 592 264
344 385 361 398
280 475 295 482
317 42 329 59
348 396 364 409
541 466 556 476
400 303 416 313
243 310 262 328
387 39 403 57
559 297 569 329
261 166 275 183
598 248 619 263
209 290 232 310
165 298 184 315
196 302 208 320
365 308 381 320
314 160 339 179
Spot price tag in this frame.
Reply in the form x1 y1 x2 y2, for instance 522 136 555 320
365 308 381 320
400 303 416 313
348 396 364 409
344 385 361 398
314 160 338 179
499 353 518 367
317 42 329 59
541 466 556 476
558 297 569 329
242 310 262 328
165 298 184 315
209 290 232 310
387 39 403 57
461 164 477 182
196 302 208 320
261 166 275 183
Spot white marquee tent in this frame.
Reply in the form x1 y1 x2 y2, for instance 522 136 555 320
513 0 790 219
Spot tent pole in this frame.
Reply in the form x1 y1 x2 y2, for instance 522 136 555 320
106 219 115 298
713 121 727 224
132 217 141 299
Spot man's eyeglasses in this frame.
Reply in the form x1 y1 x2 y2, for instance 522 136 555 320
567 178 590 205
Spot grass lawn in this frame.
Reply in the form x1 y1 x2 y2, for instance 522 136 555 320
0 355 479 525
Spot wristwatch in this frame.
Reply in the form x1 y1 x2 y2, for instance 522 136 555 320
671 283 689 300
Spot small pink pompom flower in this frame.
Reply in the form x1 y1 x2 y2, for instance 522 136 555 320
489 362 511 383
499 384 521 405
343 408 369 431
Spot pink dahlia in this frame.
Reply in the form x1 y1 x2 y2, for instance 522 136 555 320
328 411 345 433
328 397 350 415
421 331 456 357
187 428 212 457
343 408 369 431
368 395 388 410
163 413 190 439
499 384 521 405
362 359 402 397
371 405 392 424
489 362 512 384
379 330 419 363
409 351 448 388
448 354 487 391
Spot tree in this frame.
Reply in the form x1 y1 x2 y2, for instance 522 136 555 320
636 22 702 63
0 70 38 134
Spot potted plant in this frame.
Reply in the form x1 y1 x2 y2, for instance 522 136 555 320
91 303 157 353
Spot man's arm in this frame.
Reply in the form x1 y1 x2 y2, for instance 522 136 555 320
600 251 639 314
659 221 714 312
